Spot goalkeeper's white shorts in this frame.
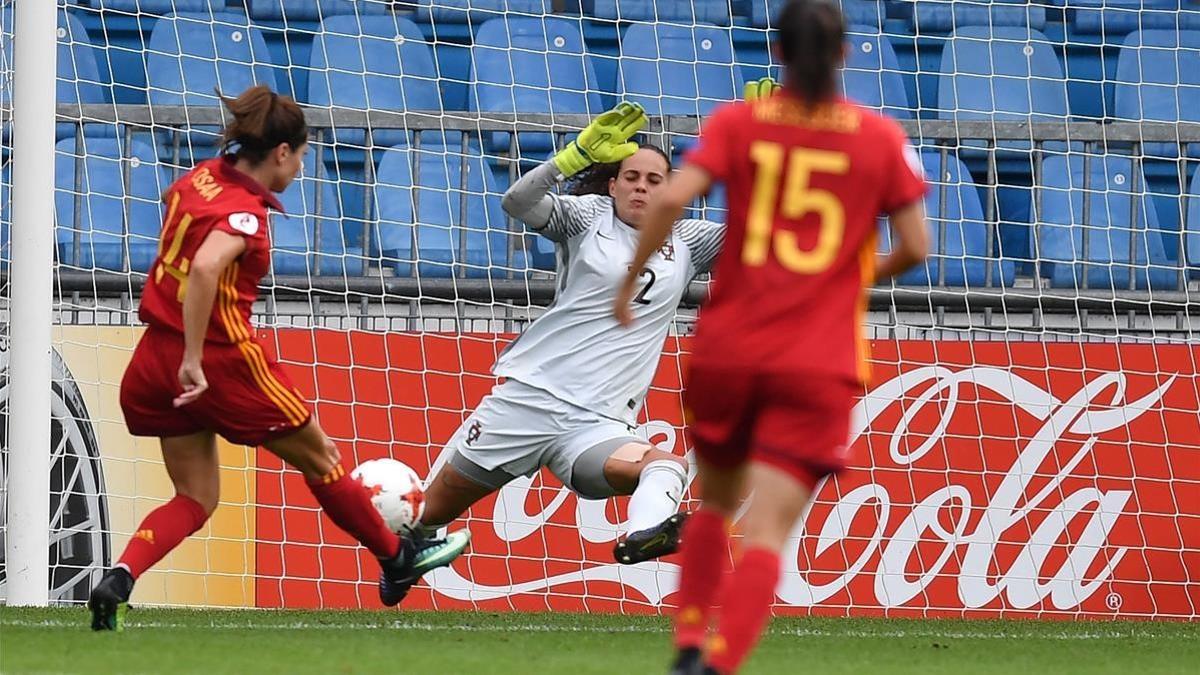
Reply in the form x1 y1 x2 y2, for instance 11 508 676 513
440 378 641 498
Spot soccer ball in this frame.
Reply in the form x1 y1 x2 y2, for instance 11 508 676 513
351 458 426 533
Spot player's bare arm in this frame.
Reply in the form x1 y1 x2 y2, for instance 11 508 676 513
173 229 246 408
616 163 713 326
875 200 930 281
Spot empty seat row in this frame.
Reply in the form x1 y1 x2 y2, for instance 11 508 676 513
45 8 1200 157
73 1 870 28
880 151 1183 290
37 138 1200 289
0 8 107 140
77 1 1200 36
45 137 546 278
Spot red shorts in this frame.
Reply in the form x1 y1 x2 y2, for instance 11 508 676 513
683 364 859 489
120 326 312 446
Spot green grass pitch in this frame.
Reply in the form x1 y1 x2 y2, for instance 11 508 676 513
1 607 1196 674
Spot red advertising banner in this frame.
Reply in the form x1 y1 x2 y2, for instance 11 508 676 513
252 332 1200 619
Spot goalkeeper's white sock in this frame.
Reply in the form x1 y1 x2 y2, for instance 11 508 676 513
625 459 687 535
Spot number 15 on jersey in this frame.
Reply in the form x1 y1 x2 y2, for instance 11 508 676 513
742 143 849 275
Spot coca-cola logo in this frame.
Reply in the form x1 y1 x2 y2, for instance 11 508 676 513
426 367 1177 614
782 367 1172 612
258 334 1198 616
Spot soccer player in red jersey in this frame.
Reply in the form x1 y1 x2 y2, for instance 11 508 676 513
615 1 930 672
87 86 469 631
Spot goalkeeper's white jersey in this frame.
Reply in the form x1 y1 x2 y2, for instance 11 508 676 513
494 193 724 425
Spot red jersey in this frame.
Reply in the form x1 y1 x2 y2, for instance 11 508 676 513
139 155 283 344
685 94 926 384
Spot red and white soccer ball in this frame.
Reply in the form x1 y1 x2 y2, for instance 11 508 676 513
351 458 426 533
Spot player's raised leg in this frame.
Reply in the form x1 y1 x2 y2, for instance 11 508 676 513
89 430 219 631
265 421 471 607
594 442 690 565
420 456 501 529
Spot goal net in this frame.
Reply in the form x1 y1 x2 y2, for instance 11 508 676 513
1 0 1197 619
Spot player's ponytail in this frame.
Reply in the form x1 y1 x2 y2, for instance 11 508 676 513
219 85 308 164
776 0 846 107
568 143 671 197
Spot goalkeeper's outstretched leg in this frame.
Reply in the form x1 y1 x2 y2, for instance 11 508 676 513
420 398 691 567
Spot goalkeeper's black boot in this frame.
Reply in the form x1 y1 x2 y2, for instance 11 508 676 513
378 529 472 607
615 512 688 565
88 567 134 632
669 646 704 675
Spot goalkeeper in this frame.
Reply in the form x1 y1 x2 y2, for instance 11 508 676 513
414 90 770 570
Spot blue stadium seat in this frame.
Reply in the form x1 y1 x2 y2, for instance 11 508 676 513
88 0 222 13
1186 167 1200 275
590 0 732 26
511 230 556 271
273 152 346 276
374 144 517 278
1069 1 1200 37
910 0 1046 32
1113 30 1200 159
0 8 108 140
937 27 1068 123
843 26 910 118
307 15 441 148
618 22 742 117
54 137 168 272
1037 155 1178 290
686 182 727 224
758 25 909 118
412 0 551 24
882 151 1015 287
748 0 884 29
145 12 277 148
470 17 601 157
247 0 387 21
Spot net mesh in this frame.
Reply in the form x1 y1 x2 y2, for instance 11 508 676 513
0 0 1196 617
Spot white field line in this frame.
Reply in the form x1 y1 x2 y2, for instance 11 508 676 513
0 618 1169 641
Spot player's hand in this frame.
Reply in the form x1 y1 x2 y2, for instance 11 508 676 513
553 102 647 177
744 76 781 102
613 275 638 327
174 359 208 408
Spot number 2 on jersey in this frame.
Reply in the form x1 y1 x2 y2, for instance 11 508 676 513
742 142 849 274
633 269 656 305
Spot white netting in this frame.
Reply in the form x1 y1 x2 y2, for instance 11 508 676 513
1 0 1197 617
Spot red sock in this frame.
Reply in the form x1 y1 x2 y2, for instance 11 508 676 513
673 509 730 650
117 494 209 579
306 464 400 559
708 547 781 674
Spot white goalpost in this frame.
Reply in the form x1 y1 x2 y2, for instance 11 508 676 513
3 0 58 608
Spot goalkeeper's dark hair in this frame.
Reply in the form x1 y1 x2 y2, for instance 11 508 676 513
776 0 846 106
567 144 671 196
219 85 308 163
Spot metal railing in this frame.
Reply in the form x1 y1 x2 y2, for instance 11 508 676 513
13 104 1200 319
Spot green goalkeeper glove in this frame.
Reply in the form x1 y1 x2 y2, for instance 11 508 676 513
553 102 647 177
744 76 781 102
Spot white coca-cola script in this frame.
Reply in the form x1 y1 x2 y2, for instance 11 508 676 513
426 367 1174 612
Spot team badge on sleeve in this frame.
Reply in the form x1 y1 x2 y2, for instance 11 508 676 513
229 212 260 236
